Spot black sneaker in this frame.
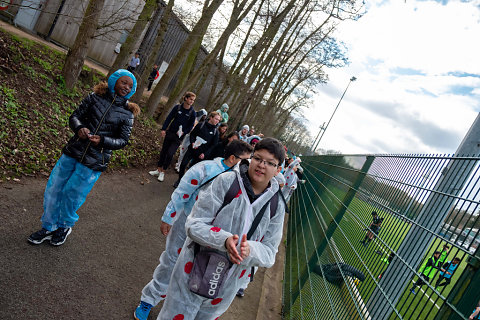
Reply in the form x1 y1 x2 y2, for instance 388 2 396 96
28 228 53 244
236 288 245 297
50 227 72 246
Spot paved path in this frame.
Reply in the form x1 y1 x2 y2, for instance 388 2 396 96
0 168 283 319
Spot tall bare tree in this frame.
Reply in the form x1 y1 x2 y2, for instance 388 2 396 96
161 0 260 113
132 0 175 103
144 0 225 117
62 0 106 89
108 0 160 77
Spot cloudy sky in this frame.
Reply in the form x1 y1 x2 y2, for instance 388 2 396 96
307 0 480 154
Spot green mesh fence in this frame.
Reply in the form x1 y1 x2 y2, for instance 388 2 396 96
283 154 480 320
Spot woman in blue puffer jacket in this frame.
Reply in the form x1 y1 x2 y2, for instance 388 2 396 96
27 69 140 246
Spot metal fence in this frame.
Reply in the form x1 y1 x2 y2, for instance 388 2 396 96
283 154 480 320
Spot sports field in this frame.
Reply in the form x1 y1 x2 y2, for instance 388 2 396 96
286 175 469 319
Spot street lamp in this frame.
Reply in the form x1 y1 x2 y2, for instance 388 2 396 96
312 76 357 153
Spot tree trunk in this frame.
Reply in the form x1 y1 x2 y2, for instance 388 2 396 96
108 0 159 77
145 0 225 117
132 0 175 104
62 0 106 89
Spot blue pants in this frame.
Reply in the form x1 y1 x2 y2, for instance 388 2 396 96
41 154 101 231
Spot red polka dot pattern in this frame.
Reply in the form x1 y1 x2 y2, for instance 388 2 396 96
234 190 242 198
285 183 288 186
260 236 264 242
211 298 223 305
177 248 182 255
248 274 251 277
173 315 184 320
184 262 193 274
211 227 221 232
239 269 246 278
195 195 198 201
191 179 198 185
170 211 176 218
161 294 166 298
183 194 189 199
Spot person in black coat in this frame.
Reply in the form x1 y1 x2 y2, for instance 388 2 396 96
175 111 221 185
149 92 196 182
147 64 158 91
27 69 140 246
207 132 240 160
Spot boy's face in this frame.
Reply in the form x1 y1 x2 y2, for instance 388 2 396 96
184 95 195 107
248 149 281 188
209 114 221 125
114 76 133 97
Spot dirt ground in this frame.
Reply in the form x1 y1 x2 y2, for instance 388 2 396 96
0 168 279 320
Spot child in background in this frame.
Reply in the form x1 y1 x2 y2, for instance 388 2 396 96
28 69 139 246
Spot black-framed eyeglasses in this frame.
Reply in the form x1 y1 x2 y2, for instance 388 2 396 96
234 154 251 161
250 155 279 168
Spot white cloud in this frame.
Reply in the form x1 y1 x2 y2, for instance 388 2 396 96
307 0 480 154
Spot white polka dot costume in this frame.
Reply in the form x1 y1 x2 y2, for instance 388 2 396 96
141 157 229 307
175 133 191 170
282 158 301 202
157 166 286 320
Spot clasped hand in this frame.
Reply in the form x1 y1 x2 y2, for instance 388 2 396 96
225 234 250 264
78 128 100 145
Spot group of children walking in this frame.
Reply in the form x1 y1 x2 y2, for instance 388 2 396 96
25 71 304 320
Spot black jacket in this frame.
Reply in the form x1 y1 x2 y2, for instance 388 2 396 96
189 121 219 157
63 82 140 172
161 103 196 139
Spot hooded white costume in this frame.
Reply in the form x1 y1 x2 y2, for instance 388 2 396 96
157 163 286 320
140 157 229 307
282 158 301 202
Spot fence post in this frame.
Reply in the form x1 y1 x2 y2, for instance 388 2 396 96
284 155 375 314
366 113 480 319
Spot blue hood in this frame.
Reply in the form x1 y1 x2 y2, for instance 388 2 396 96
108 69 137 99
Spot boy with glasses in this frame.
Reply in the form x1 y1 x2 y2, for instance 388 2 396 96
134 140 253 320
155 138 286 320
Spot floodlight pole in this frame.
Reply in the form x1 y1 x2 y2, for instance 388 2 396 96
310 122 326 154
313 76 357 153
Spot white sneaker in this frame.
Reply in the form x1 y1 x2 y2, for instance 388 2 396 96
158 172 165 182
149 169 159 177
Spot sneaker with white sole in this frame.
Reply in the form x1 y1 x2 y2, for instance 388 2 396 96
158 171 165 182
28 228 53 244
50 227 72 246
134 301 153 320
149 169 160 177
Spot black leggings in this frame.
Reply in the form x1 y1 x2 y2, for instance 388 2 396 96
178 147 201 180
157 131 182 170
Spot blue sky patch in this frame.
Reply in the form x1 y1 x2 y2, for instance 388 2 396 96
449 85 474 95
392 67 426 76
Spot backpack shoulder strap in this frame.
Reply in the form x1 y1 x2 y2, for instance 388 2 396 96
216 175 240 216
269 192 278 218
